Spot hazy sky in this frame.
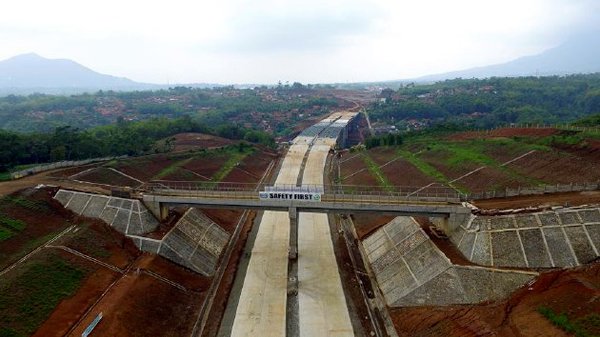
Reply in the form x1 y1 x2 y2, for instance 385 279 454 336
0 0 598 84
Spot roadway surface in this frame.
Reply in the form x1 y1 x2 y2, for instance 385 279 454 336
298 142 354 336
230 112 357 336
230 143 307 336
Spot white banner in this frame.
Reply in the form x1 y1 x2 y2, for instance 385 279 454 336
259 191 321 202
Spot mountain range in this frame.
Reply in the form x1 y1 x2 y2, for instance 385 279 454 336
0 31 599 94
412 32 600 82
0 53 217 95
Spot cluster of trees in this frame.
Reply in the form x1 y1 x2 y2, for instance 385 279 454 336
0 116 274 172
573 113 600 126
364 133 403 149
0 86 338 133
369 74 600 128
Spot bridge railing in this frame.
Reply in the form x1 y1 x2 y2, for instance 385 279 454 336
142 180 463 203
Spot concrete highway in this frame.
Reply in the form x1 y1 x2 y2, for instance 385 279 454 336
230 111 357 337
298 142 354 336
230 142 307 337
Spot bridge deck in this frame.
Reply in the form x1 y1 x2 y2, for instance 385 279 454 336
143 190 463 217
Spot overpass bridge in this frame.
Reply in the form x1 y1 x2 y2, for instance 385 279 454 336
140 181 471 233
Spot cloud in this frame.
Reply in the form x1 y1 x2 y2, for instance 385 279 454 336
0 0 598 83
202 0 382 53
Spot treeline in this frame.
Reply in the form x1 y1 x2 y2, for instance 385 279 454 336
0 116 274 171
364 133 403 149
0 86 338 133
573 113 600 127
369 74 600 128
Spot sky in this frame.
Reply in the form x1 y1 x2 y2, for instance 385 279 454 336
0 0 598 84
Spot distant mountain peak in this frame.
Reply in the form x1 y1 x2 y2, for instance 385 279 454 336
14 52 42 58
412 31 600 82
0 52 145 93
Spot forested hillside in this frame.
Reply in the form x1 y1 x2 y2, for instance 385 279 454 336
0 116 274 172
0 85 339 134
370 74 600 128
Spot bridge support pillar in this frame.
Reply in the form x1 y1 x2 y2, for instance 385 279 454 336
288 207 298 260
286 207 299 334
433 209 472 236
143 200 169 222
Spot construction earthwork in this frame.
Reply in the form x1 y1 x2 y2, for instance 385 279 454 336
0 110 599 337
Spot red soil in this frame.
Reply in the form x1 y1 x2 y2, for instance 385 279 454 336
115 155 178 182
367 147 398 166
75 168 141 188
202 211 255 337
507 150 600 184
332 216 374 336
455 166 525 193
391 261 600 337
65 272 206 337
351 213 396 240
3 187 213 337
0 187 73 269
35 243 211 337
340 154 379 186
135 253 211 292
183 156 230 179
31 258 121 337
161 167 209 182
450 127 560 140
171 133 233 152
59 220 140 269
380 159 438 187
50 164 102 178
473 190 600 210
420 150 481 181
201 208 244 233
414 217 477 266
223 150 277 183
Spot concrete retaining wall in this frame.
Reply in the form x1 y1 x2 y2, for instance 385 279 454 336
55 189 231 276
362 216 536 307
54 189 158 235
451 207 600 268
157 208 230 276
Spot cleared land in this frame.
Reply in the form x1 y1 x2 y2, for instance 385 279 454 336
339 127 600 196
390 261 600 337
54 144 276 188
0 187 214 337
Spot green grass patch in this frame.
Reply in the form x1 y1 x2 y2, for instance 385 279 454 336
152 157 194 180
0 215 26 231
104 159 119 167
538 306 600 337
0 172 11 182
0 254 87 337
0 227 14 241
361 153 393 191
0 229 67 270
0 196 50 213
397 149 450 184
65 223 111 259
443 142 497 168
210 146 254 182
